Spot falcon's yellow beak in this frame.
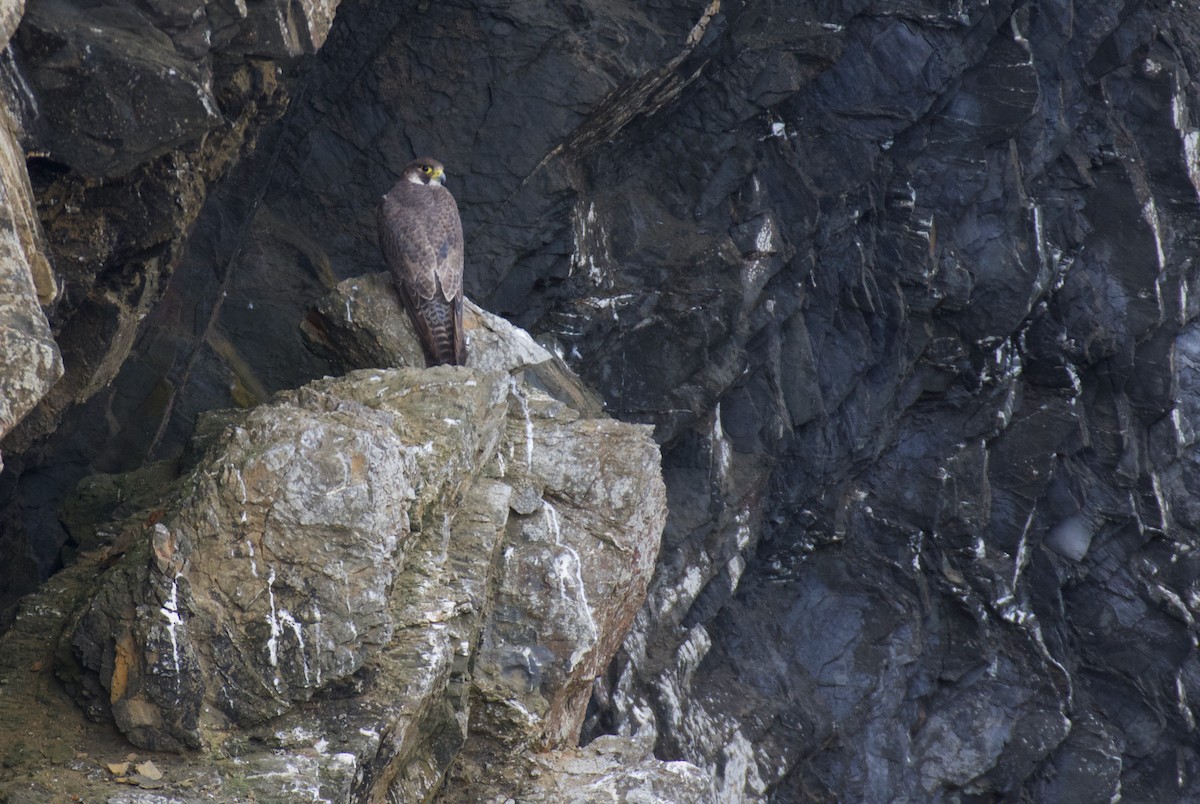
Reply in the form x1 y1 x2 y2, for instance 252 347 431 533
432 167 445 182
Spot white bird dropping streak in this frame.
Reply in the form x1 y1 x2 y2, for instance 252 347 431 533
544 500 560 538
544 504 568 600
510 378 534 471
266 568 282 669
235 469 248 524
161 574 183 673
543 503 599 665
278 609 310 684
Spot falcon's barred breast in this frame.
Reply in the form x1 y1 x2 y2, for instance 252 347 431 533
378 156 466 367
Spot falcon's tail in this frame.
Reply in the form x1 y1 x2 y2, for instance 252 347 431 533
411 294 466 367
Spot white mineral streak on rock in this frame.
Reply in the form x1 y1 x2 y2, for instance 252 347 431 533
1171 75 1200 204
1141 198 1168 316
1011 507 1034 593
571 200 612 288
1178 670 1197 731
1151 471 1171 532
1031 620 1073 705
1032 204 1046 269
711 403 731 483
1 48 38 118
1172 407 1188 446
582 293 636 322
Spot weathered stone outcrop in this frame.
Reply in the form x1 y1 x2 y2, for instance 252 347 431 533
70 367 509 752
0 287 684 800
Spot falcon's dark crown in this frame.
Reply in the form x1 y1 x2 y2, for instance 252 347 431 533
403 157 446 186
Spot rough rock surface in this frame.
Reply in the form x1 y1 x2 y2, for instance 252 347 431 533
301 271 606 416
0 93 59 458
0 0 341 584
0 0 60 623
5 0 1200 802
0 300 678 799
440 733 715 804
69 367 509 752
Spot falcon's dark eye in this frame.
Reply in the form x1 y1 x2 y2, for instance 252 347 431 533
422 166 432 173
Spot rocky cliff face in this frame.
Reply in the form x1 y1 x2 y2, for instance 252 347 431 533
4 0 1200 801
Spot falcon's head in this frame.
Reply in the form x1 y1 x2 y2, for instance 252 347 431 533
402 157 446 187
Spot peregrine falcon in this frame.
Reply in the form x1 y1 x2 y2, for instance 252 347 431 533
378 156 466 366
